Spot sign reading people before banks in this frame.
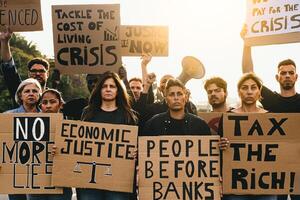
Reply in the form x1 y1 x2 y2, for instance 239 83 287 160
245 0 300 45
139 136 221 200
223 113 300 195
52 4 121 74
0 113 63 194
0 0 43 32
52 120 138 193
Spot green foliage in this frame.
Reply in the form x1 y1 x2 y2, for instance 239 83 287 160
10 34 42 58
54 74 89 102
47 59 89 102
0 33 89 112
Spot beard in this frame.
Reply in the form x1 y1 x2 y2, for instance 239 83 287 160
281 81 295 90
211 100 225 109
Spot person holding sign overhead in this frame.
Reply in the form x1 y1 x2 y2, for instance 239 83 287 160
0 26 50 108
221 73 276 200
241 25 300 113
241 24 300 200
78 71 138 200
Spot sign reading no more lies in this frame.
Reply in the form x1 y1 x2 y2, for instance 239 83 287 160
0 113 63 194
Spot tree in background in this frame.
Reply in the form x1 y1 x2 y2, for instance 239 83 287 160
0 34 89 112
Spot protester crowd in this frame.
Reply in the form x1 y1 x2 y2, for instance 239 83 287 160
0 21 299 200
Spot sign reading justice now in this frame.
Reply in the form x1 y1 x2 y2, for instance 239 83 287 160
120 25 168 56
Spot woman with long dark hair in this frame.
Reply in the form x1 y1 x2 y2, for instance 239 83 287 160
78 71 138 200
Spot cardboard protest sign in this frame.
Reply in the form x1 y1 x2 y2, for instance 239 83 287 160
52 120 138 192
245 0 300 46
139 136 221 200
222 113 300 195
52 4 121 74
198 112 223 135
0 0 43 32
0 113 63 194
120 25 168 56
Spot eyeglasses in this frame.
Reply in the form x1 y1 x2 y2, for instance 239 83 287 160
29 69 47 74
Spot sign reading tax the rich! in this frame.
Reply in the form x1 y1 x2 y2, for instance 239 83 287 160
120 25 168 56
223 113 300 195
52 4 121 74
0 113 63 194
139 136 221 200
52 120 138 193
245 0 300 46
0 0 43 32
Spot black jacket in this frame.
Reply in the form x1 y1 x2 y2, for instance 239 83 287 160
135 93 198 129
142 111 211 136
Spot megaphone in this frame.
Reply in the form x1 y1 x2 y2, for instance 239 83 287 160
177 56 205 85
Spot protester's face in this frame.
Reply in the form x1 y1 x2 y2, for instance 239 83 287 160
159 75 173 96
276 65 298 90
238 79 260 105
20 84 40 106
206 83 227 108
129 80 143 101
41 92 62 113
28 64 48 88
165 86 186 111
101 78 118 102
118 66 127 80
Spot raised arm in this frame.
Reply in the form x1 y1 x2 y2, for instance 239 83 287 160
241 24 254 73
0 27 22 106
0 26 12 61
140 53 152 83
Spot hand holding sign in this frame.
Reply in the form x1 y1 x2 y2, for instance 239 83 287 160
0 26 12 42
219 137 230 151
240 24 247 40
141 53 152 67
51 145 57 156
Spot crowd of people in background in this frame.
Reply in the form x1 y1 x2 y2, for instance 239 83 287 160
0 23 299 200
